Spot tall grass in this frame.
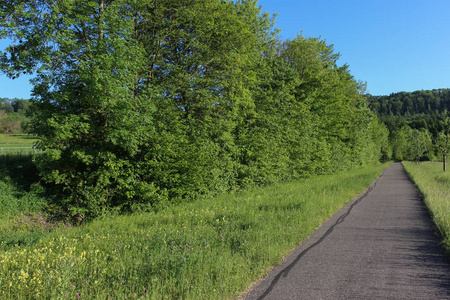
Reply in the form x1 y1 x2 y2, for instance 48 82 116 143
0 162 389 299
403 161 450 254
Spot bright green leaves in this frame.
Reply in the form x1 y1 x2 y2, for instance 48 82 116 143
389 126 433 161
276 35 384 172
1 0 387 219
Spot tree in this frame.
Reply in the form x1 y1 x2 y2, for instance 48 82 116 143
389 126 432 162
0 0 277 217
390 126 409 161
406 128 432 162
279 35 384 170
0 98 29 134
1 0 388 219
436 118 450 171
0 114 22 133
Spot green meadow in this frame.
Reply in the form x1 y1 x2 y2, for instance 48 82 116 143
403 161 450 254
0 134 39 155
0 134 38 146
0 162 390 299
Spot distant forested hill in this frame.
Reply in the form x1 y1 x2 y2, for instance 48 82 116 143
366 89 450 161
367 89 450 137
367 89 450 117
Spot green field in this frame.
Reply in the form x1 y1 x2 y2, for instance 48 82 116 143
403 161 450 254
0 134 39 146
0 162 390 299
0 134 39 155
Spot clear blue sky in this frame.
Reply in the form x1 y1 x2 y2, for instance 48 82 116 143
258 0 450 96
1 0 449 98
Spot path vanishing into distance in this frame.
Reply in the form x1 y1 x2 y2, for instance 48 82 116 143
243 163 450 300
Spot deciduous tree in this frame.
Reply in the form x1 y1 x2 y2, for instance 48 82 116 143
0 0 277 217
436 118 450 171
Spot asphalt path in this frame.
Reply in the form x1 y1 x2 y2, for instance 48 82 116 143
242 163 450 299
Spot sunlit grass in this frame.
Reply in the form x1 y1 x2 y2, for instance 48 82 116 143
0 134 39 155
0 162 390 299
0 134 39 146
403 161 450 254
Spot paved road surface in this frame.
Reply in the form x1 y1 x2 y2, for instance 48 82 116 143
243 163 450 299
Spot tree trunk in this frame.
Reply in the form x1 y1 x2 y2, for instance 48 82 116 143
99 0 104 41
444 153 447 172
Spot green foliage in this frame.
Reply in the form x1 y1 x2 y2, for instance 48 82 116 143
0 185 46 222
0 154 39 190
278 35 385 171
0 154 45 216
367 90 450 161
368 89 450 118
434 118 450 171
389 126 433 161
1 0 387 217
408 128 432 160
0 162 389 299
0 98 31 134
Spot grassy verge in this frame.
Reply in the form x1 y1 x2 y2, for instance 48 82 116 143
402 161 450 254
0 162 390 299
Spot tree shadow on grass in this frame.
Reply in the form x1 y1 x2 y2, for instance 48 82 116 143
0 154 40 191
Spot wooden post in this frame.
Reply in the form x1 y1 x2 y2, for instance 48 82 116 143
444 153 447 172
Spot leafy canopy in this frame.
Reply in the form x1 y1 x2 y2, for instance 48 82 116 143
0 0 386 218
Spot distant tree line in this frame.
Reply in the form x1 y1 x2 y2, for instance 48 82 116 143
0 98 31 134
368 89 450 117
367 89 450 162
1 0 388 218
